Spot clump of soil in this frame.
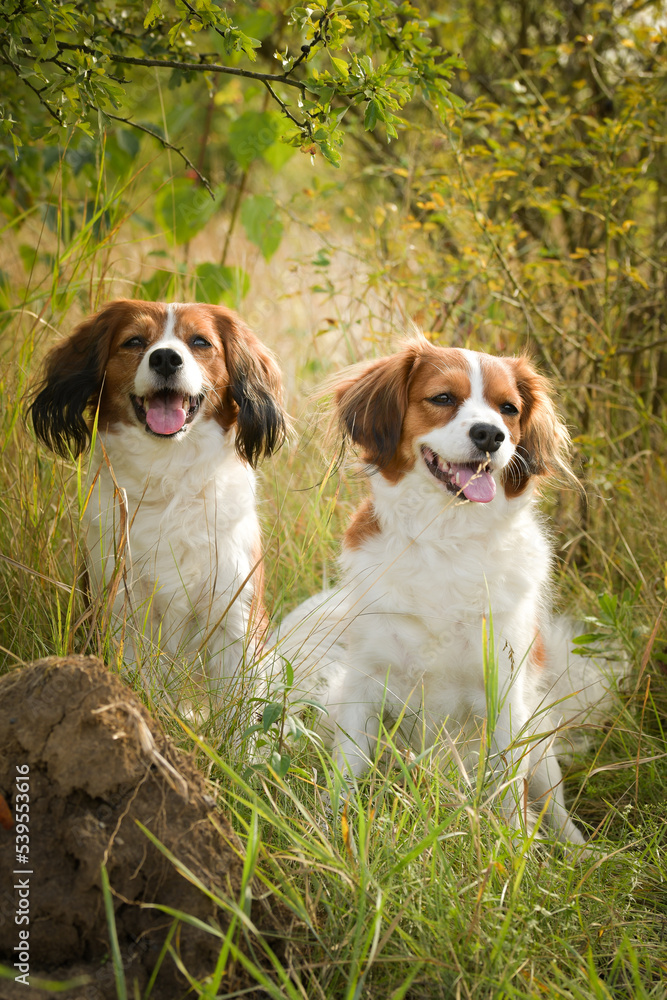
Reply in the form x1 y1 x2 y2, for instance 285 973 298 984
0 656 295 999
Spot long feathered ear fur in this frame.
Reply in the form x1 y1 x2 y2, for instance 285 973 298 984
210 306 287 468
503 356 575 497
331 344 419 468
27 306 119 457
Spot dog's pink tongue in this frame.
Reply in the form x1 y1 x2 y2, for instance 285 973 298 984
145 395 187 435
452 464 497 503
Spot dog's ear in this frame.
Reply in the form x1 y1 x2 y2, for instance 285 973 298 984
27 304 122 457
333 346 419 468
503 356 573 497
211 307 287 467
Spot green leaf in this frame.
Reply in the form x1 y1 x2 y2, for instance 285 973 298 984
194 263 250 305
233 9 277 42
228 111 283 169
571 633 603 645
143 0 162 28
235 30 260 61
240 195 283 260
167 16 187 45
154 179 225 245
105 130 140 177
318 141 342 167
365 99 380 131
329 55 349 80
116 129 140 158
141 268 178 301
262 140 297 172
42 29 59 61
269 750 291 778
262 702 284 732
598 592 619 621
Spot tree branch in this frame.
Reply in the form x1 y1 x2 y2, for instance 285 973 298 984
104 52 306 90
104 112 214 196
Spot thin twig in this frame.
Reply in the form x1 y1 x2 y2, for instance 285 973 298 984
286 19 326 76
616 336 667 356
104 112 214 196
262 79 309 132
0 46 64 125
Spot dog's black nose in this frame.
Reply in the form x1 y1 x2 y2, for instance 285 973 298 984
469 422 505 454
149 348 183 378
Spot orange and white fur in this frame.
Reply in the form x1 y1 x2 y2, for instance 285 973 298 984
273 339 617 845
30 299 286 702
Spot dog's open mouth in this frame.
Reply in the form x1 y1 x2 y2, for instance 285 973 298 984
421 445 496 503
131 392 203 437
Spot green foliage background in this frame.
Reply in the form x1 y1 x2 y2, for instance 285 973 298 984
0 0 666 996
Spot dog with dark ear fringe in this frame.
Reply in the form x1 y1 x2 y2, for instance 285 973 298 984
270 337 621 847
29 299 287 704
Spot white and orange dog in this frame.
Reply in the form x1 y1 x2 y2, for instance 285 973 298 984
274 338 616 845
30 299 286 701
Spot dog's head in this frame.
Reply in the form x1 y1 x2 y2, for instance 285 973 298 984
28 299 287 467
332 339 572 501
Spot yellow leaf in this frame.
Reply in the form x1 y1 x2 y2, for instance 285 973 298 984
329 55 349 79
341 801 354 859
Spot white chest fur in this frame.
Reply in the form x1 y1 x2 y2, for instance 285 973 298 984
333 473 549 712
349 474 548 638
83 419 260 685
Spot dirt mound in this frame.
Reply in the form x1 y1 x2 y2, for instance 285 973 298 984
0 656 295 998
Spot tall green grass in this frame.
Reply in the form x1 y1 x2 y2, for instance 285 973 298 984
1 151 665 998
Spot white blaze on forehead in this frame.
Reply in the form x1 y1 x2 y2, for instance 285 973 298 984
460 349 484 405
160 302 178 341
457 349 497 422
148 304 187 356
460 350 518 412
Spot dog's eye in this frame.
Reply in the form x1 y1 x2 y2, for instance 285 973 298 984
428 392 456 407
122 336 145 349
191 336 211 348
500 402 519 415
